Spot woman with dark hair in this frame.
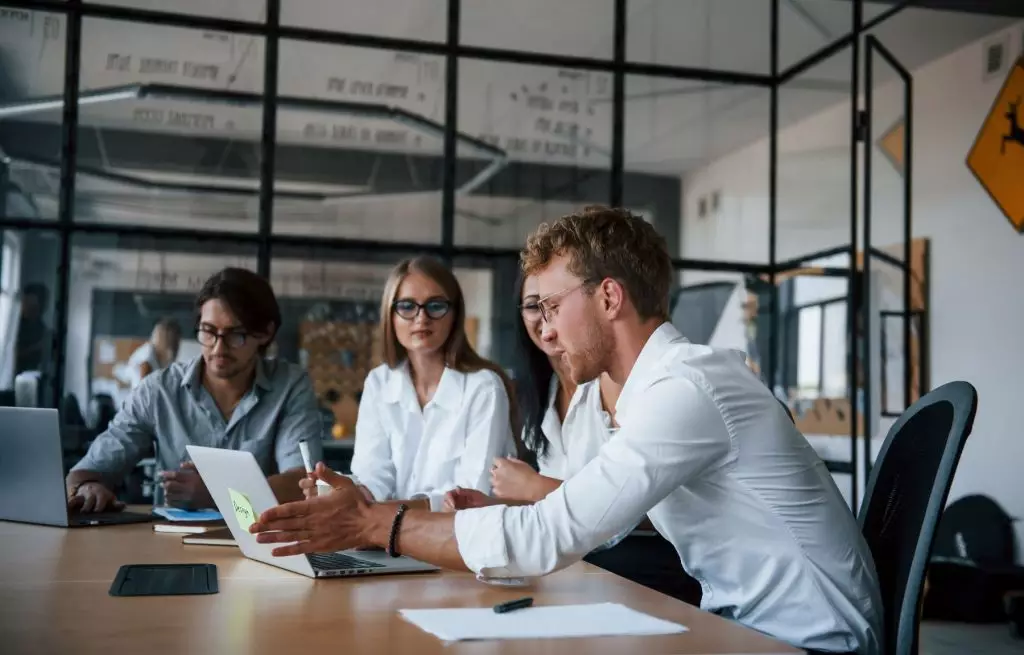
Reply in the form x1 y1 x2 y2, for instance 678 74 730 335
337 256 516 512
481 272 619 503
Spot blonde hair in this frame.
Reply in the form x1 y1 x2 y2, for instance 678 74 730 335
378 257 523 446
521 205 672 321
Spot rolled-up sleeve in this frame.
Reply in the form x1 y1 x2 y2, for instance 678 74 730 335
349 374 397 502
416 377 513 512
71 382 157 480
273 372 323 473
453 376 732 578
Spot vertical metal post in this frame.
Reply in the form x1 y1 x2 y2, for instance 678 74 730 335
847 0 862 516
257 0 281 278
768 0 780 391
440 0 461 264
53 4 83 409
863 37 874 483
610 0 626 208
903 66 914 414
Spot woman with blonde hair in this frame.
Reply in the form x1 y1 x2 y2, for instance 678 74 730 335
341 256 516 511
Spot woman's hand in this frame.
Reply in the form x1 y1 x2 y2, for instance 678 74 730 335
442 487 500 511
490 457 554 502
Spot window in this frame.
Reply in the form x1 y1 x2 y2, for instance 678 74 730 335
65 233 258 408
74 19 265 233
456 59 612 248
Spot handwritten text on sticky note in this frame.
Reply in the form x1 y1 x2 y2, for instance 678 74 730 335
228 488 256 531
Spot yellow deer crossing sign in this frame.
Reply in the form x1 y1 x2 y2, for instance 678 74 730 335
968 57 1024 233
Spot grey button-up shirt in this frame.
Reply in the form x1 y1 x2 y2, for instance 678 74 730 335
73 356 324 480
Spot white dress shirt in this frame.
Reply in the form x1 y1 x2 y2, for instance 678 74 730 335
536 377 613 479
454 323 882 655
351 362 514 512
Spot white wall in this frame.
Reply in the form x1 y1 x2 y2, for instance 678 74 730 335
682 22 1024 560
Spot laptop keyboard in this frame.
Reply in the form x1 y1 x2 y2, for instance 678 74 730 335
308 552 385 572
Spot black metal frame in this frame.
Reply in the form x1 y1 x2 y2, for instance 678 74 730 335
0 0 930 515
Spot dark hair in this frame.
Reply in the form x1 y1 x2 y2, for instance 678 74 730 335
510 272 556 459
155 317 182 340
22 283 49 306
194 268 281 353
521 205 672 321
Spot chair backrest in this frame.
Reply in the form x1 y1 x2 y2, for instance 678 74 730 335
858 381 978 655
13 371 41 407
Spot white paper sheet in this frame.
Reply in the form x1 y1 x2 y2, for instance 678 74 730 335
398 602 688 641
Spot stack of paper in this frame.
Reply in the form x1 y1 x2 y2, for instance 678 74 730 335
399 602 688 641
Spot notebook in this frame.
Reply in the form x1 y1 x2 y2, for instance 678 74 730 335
154 520 227 535
182 527 236 547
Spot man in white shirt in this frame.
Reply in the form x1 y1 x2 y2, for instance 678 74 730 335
251 206 882 655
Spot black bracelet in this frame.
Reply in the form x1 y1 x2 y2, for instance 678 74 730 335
387 503 409 558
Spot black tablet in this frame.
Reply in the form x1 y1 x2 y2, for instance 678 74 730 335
109 563 219 597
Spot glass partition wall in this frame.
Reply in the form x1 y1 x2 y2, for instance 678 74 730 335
0 0 926 513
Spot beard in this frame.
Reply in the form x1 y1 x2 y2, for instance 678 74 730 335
205 353 250 380
564 316 609 385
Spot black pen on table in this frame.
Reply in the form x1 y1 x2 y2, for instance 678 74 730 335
493 596 533 614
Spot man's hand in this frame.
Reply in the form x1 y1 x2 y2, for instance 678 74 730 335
67 481 124 514
442 487 500 512
160 461 214 509
252 462 375 557
491 456 548 501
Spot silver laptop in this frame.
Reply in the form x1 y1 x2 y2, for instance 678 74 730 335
187 445 439 579
0 407 153 527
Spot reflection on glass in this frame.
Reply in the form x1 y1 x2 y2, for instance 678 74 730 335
627 0 770 74
70 19 265 232
462 0 614 59
0 230 61 405
283 0 447 42
456 59 612 248
777 47 852 263
83 0 266 22
0 10 67 220
629 75 770 264
273 40 451 242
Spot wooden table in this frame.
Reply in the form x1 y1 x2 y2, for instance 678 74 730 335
0 514 800 654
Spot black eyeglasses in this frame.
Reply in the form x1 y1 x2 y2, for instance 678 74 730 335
196 326 249 349
392 298 452 320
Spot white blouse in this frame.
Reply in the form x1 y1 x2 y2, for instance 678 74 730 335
536 376 614 480
115 342 164 390
349 362 514 511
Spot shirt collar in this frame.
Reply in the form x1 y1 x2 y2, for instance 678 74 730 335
180 355 274 392
615 322 686 417
431 367 466 411
383 361 465 412
181 355 204 390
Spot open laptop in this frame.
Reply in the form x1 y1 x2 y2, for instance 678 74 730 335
187 445 439 579
0 407 154 527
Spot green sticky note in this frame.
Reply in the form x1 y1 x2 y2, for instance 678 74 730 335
228 488 256 532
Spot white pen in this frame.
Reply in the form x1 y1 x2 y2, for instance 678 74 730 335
298 439 332 493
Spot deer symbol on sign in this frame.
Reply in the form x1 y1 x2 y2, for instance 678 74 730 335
1001 96 1024 154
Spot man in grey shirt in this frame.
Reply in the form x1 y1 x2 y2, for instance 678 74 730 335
67 268 324 513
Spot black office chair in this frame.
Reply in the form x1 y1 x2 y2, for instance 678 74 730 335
858 380 978 655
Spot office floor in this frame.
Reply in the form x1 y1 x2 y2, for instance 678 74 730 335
921 621 1022 654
